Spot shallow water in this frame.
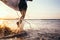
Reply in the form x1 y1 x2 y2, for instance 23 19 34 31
0 19 60 40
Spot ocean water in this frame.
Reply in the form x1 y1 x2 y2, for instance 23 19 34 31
24 19 60 33
2 19 60 33
0 19 60 40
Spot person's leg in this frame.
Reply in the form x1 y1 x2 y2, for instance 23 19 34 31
19 10 26 24
17 10 26 27
16 10 26 32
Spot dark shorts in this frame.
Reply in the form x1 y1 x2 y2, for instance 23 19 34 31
18 2 27 11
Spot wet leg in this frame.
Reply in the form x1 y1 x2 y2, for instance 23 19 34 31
17 10 26 27
19 10 26 24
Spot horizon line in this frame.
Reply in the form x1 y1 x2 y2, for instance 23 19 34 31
0 18 60 20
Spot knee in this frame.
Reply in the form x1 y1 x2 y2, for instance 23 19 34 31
21 14 25 19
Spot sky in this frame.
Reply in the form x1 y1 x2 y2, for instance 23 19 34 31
0 0 60 19
26 0 60 19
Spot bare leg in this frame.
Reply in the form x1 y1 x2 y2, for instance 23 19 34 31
19 10 26 24
17 10 26 27
16 10 26 32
